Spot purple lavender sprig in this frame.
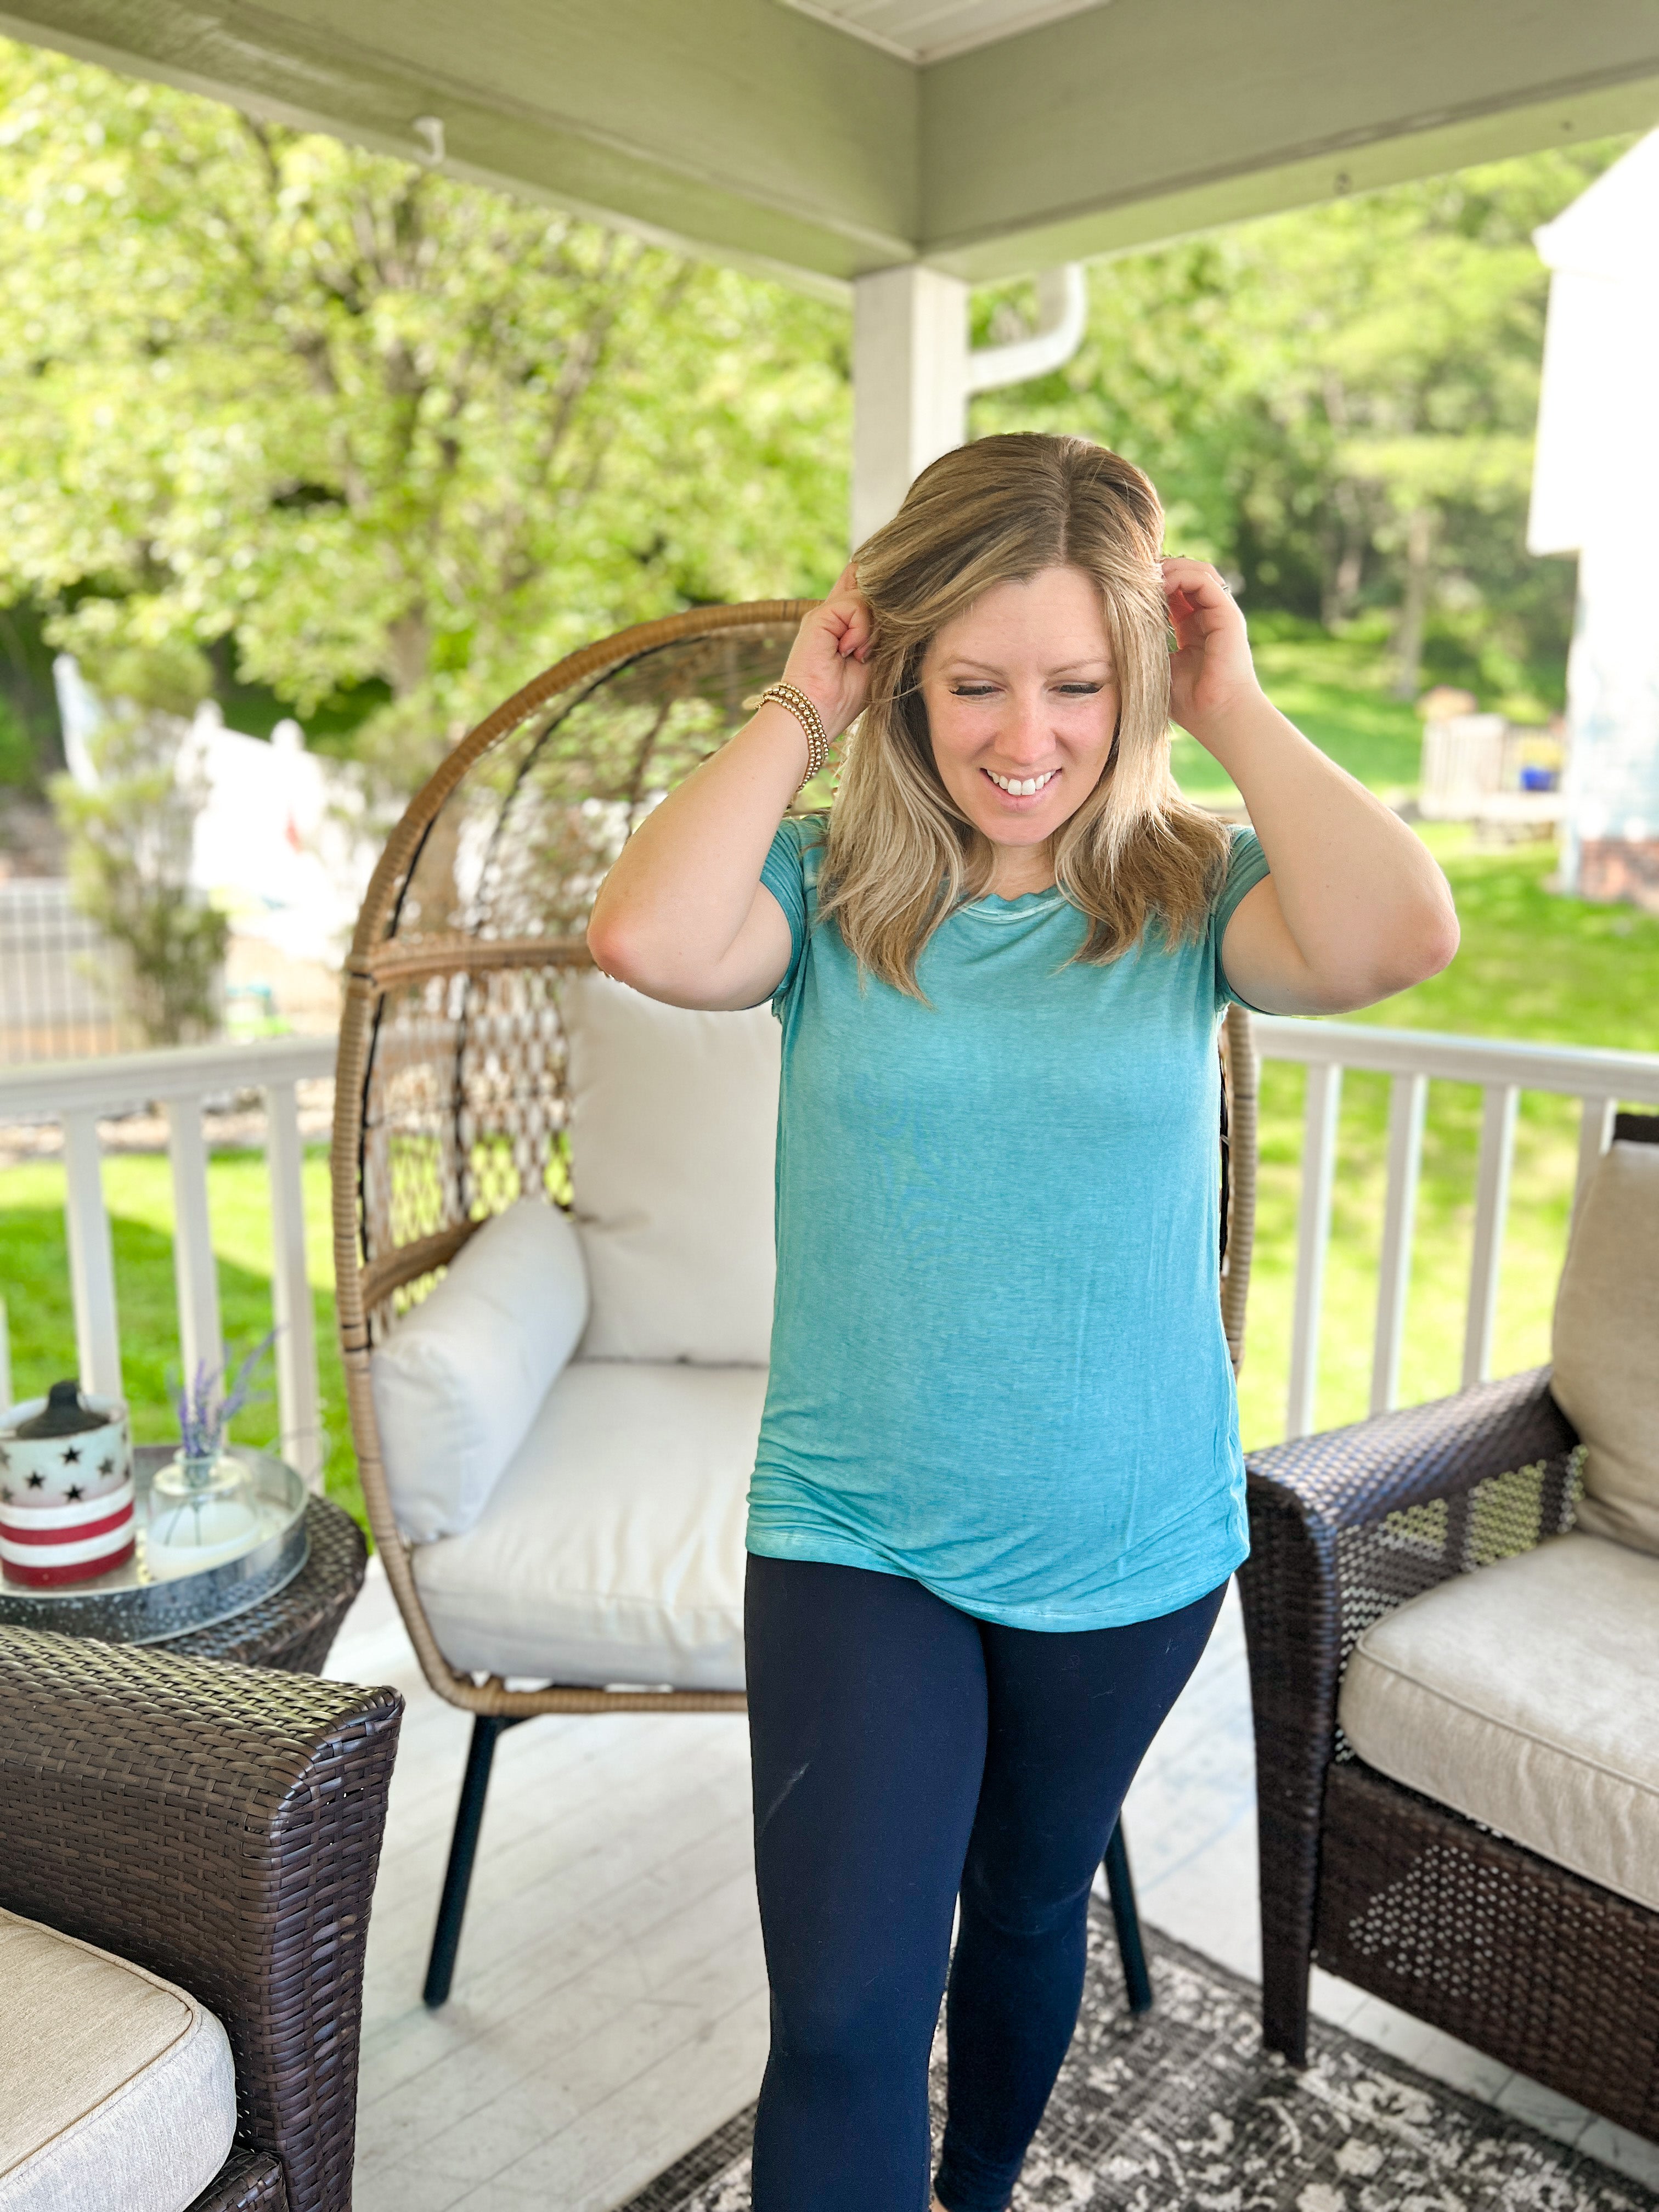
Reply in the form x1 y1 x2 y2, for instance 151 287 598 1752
170 1330 278 1459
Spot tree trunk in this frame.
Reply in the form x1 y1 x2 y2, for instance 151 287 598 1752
1390 506 1436 701
1320 476 1368 630
386 608 432 699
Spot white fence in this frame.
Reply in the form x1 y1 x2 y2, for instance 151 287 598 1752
1255 1017 1659 1436
0 1034 335 1486
1 1020 1657 1480
0 879 136 1063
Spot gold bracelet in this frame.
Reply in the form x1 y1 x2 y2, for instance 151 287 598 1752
757 681 831 792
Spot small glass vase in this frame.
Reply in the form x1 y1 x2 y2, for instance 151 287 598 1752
146 1448 262 1581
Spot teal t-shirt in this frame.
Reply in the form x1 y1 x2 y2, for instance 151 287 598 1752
749 817 1271 1632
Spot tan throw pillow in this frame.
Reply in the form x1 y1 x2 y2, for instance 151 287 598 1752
1551 1141 1659 1556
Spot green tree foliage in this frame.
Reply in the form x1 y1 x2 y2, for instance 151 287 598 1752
0 38 848 797
973 146 1628 709
0 26 1629 778
49 640 229 1045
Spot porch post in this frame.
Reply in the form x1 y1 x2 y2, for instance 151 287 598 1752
851 264 968 546
850 262 1089 547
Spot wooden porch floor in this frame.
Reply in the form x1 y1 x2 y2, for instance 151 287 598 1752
326 1564 1659 2211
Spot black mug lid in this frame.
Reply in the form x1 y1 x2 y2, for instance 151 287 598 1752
13 1380 110 1438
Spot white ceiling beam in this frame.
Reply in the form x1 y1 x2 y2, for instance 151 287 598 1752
922 0 1659 278
0 0 917 291
2 0 1656 289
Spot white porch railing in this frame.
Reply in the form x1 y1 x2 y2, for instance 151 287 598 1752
1255 1018 1659 1437
0 1035 336 1487
2 1022 1657 1479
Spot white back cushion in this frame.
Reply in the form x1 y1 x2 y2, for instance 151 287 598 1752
566 971 778 1364
1551 1139 1659 1556
371 1197 589 1541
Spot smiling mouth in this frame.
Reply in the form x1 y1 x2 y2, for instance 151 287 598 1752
983 767 1058 798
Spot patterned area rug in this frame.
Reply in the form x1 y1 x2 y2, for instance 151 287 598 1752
618 1905 1656 2211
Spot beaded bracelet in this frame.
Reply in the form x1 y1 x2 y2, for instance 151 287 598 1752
756 681 831 792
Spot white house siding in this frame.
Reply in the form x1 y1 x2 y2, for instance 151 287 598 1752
1530 132 1659 912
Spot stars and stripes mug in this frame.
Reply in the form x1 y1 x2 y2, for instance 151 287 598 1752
0 1383 136 1588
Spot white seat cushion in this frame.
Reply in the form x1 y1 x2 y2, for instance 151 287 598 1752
1338 1531 1659 1910
0 1907 236 2212
566 970 778 1365
411 1359 763 1690
1551 1138 1659 1556
371 1197 590 1541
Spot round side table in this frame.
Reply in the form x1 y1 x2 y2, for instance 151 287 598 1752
158 1496 367 1674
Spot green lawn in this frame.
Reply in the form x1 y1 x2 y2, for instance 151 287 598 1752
1164 623 1659 1444
1172 618 1427 812
1166 628 1658 1444
1233 832 1659 1448
5 640 1656 1522
0 1150 364 1526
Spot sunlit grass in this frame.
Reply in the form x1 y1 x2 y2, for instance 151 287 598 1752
0 1149 363 1526
1172 616 1427 811
1170 630 1659 1443
1233 830 1659 1447
1234 1066 1583 1449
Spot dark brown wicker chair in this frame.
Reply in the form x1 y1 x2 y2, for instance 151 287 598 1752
0 1627 403 2212
1238 1111 1659 2139
329 601 1262 2009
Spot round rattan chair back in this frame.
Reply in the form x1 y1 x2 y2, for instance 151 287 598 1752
1220 1001 1258 1375
330 602 1259 1722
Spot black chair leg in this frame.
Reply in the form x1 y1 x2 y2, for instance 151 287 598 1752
424 1714 522 2008
1103 1816 1153 2015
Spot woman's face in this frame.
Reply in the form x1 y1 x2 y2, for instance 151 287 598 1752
918 563 1119 854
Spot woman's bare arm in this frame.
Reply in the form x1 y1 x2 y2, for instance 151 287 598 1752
1160 557 1459 1017
586 567 873 1010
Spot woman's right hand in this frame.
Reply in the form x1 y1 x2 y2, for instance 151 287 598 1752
586 564 873 1011
781 561 874 740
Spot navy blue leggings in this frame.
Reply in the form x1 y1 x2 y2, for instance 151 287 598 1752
744 1555 1225 2212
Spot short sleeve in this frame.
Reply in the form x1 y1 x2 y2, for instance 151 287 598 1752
758 815 815 1011
1213 825 1271 1011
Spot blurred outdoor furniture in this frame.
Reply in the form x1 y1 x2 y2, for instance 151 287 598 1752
0 1626 402 2212
1239 1114 1659 2139
1417 699 1566 836
329 602 1262 2010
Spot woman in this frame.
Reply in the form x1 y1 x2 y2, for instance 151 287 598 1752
589 434 1455 2211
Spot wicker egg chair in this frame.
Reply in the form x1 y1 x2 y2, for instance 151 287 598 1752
331 600 1261 2008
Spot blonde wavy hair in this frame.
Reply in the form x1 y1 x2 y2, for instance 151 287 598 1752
816 432 1231 997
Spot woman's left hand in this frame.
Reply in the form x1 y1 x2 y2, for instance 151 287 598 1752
1161 557 1263 746
1159 555 1459 1020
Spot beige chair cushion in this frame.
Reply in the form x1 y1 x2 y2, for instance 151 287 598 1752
411 1357 761 1690
0 1907 236 2212
1338 1531 1659 1911
566 972 778 1366
1551 1138 1659 1555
